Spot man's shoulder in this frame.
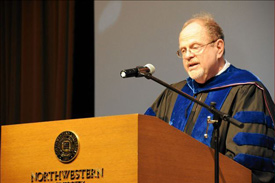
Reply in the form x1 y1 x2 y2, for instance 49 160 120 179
203 65 262 90
158 80 188 97
171 80 187 89
225 65 261 83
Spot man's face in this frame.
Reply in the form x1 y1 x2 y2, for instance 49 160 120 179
179 21 222 84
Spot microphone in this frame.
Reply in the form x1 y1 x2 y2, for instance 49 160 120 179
120 63 155 78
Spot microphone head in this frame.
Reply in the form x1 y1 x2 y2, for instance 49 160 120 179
120 71 127 78
120 64 155 78
144 63 155 74
120 67 139 78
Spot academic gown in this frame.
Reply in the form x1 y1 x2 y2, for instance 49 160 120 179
145 65 275 183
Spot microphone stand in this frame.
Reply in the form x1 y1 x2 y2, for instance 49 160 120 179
140 72 244 183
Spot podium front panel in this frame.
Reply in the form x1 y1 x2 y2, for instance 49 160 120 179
1 114 139 183
1 114 251 183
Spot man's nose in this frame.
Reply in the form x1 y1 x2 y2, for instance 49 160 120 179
184 49 195 60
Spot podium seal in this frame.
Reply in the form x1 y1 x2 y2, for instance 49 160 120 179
54 131 79 163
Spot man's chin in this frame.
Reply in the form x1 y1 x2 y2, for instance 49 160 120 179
188 70 204 81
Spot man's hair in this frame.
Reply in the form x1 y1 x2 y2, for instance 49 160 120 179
182 12 224 42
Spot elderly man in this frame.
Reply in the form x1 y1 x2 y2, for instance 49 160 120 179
145 13 275 183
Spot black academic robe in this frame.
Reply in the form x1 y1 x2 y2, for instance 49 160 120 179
145 65 275 183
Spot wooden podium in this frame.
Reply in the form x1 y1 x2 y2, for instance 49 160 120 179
1 114 251 183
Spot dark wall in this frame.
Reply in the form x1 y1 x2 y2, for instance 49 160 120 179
72 1 95 118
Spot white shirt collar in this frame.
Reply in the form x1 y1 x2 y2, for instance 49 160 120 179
216 59 231 76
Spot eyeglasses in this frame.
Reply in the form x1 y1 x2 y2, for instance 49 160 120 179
176 39 218 58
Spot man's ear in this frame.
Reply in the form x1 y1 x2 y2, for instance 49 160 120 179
216 39 225 58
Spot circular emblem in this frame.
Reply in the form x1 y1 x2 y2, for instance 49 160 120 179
54 131 79 163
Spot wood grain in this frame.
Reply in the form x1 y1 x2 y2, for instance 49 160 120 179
1 114 251 182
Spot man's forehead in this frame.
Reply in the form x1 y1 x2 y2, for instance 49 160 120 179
179 22 208 43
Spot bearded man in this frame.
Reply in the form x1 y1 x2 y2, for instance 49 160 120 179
145 13 275 183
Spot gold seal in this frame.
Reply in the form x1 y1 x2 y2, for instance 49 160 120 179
54 131 79 163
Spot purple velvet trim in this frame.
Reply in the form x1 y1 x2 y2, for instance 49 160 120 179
233 111 274 129
186 65 261 94
191 87 232 146
144 107 156 117
233 132 275 150
170 84 194 131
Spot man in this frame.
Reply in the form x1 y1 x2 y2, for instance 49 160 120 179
145 13 275 183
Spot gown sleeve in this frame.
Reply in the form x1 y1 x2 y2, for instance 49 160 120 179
225 84 275 183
